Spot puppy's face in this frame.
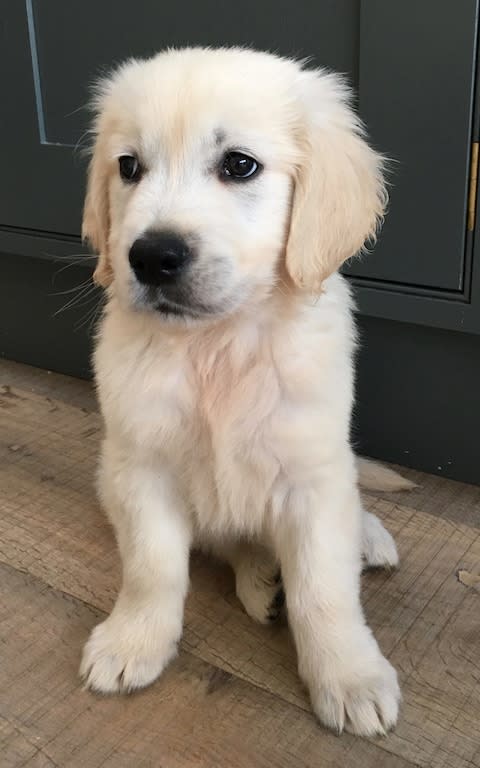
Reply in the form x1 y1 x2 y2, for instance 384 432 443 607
84 49 386 321
114 129 290 318
106 71 295 318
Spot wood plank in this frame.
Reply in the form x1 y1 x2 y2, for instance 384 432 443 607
1 716 42 768
0 358 97 412
362 505 480 768
363 465 480 529
1 366 480 766
0 563 415 768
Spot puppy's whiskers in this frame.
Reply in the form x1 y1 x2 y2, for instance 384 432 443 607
51 254 97 283
52 281 98 318
50 276 93 297
74 292 106 334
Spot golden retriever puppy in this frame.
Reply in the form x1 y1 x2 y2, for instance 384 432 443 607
80 47 401 736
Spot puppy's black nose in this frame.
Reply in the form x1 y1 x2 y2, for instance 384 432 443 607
129 231 193 286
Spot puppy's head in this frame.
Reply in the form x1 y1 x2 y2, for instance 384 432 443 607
83 48 386 320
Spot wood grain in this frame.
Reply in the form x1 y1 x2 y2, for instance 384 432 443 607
1 359 479 767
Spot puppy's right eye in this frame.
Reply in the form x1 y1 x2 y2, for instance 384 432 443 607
119 155 142 183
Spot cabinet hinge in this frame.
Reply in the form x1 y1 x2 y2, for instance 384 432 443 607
468 142 479 231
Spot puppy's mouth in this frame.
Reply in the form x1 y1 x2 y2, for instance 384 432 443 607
148 287 222 319
130 277 238 321
154 297 207 319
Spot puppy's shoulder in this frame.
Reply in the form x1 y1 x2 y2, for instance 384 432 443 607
294 271 356 344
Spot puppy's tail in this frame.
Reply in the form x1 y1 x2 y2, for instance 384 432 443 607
357 457 417 492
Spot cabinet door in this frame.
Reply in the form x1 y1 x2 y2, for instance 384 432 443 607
345 0 480 333
346 0 477 292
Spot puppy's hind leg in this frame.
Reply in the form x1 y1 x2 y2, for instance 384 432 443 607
362 510 399 569
209 540 285 624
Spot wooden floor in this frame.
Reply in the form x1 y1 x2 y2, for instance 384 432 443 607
1 359 479 768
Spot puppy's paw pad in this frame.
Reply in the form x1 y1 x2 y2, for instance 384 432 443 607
266 585 286 622
80 618 176 694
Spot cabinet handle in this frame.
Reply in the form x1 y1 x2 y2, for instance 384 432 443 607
467 142 479 231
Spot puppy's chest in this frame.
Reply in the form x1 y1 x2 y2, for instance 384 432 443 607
189 344 285 531
103 328 319 532
198 348 278 433
116 336 281 457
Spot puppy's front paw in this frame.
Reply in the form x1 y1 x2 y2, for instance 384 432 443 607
307 636 400 737
80 611 178 694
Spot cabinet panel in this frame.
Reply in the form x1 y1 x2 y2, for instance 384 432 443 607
344 0 478 292
34 0 359 148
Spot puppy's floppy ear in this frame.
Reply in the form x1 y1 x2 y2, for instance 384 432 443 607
82 133 113 288
286 70 387 292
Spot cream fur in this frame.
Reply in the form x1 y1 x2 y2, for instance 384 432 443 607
80 47 400 737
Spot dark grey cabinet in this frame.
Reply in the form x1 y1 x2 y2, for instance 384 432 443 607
1 0 480 483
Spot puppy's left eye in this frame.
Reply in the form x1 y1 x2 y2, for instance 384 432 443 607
119 155 142 183
220 152 261 181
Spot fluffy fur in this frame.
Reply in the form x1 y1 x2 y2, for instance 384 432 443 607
80 47 402 737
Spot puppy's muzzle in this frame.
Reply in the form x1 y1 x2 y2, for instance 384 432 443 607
129 231 193 287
